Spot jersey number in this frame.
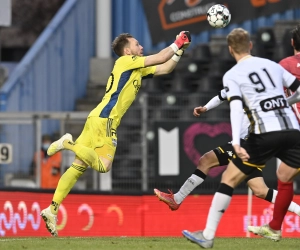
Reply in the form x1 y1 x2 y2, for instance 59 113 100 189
248 68 275 93
106 73 114 93
0 144 12 164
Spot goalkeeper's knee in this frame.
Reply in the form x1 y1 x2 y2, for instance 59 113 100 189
94 157 112 173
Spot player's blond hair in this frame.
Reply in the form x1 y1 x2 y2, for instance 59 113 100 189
112 33 133 57
227 28 250 54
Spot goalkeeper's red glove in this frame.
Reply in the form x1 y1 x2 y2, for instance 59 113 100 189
174 31 191 50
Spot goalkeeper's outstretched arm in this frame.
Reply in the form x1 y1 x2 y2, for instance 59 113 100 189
144 31 191 68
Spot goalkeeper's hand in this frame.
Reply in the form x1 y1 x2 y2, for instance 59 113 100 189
174 31 191 50
176 49 184 56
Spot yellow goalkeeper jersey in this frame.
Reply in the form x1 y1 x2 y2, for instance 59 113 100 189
88 55 156 127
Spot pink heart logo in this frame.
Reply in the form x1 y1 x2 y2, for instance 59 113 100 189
183 122 232 178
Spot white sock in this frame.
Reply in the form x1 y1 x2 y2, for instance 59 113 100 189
174 174 204 204
272 189 300 215
203 192 232 240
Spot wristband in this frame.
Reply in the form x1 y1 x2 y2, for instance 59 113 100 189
169 43 179 53
171 54 181 62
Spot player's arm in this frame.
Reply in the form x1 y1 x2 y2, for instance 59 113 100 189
280 65 300 105
193 89 227 117
224 76 250 161
154 49 184 76
223 76 243 147
286 79 300 105
144 31 191 68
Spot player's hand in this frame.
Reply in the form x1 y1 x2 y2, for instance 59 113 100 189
174 31 191 50
233 145 250 162
193 106 207 117
176 49 184 56
176 33 191 50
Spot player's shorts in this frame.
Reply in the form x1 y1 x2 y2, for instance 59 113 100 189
213 140 263 182
232 129 300 175
75 117 117 161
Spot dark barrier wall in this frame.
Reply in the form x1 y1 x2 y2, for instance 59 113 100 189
1 190 300 237
142 0 300 43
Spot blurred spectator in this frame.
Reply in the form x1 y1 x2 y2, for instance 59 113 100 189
31 134 62 189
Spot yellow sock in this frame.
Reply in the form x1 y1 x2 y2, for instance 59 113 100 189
50 163 86 215
63 140 107 173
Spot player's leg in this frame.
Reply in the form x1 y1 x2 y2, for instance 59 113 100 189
50 157 87 213
47 133 73 156
248 131 300 241
245 169 300 215
268 161 299 230
248 162 299 241
270 133 300 232
183 159 247 248
40 157 87 236
41 121 92 236
63 117 115 173
175 142 234 203
41 117 116 236
173 150 219 203
154 142 232 210
202 159 247 240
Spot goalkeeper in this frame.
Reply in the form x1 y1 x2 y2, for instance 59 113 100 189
40 31 191 236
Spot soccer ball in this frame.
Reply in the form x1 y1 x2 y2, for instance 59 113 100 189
207 4 231 28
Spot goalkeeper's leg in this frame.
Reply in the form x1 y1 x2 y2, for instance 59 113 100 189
63 140 112 173
41 160 87 236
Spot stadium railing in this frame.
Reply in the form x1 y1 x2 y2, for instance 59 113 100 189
0 0 95 187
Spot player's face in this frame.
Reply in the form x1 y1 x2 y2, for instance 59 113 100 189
127 38 144 56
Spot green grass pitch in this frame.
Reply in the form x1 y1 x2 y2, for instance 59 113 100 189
1 237 300 250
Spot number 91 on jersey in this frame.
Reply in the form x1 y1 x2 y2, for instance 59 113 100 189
0 143 12 164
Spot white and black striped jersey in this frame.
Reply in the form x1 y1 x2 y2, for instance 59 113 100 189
219 89 250 139
223 56 299 134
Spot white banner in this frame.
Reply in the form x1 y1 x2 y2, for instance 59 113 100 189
158 127 179 176
0 0 11 27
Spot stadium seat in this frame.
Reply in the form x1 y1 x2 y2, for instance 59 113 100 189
255 27 276 60
175 57 209 81
147 94 164 107
196 75 223 92
192 43 212 62
167 74 191 93
112 158 141 180
160 106 182 120
143 78 164 93
190 43 211 74
215 45 236 74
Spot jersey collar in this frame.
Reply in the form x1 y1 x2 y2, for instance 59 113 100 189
238 55 252 63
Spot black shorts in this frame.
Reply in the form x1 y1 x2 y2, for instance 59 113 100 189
213 140 263 182
232 130 300 175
